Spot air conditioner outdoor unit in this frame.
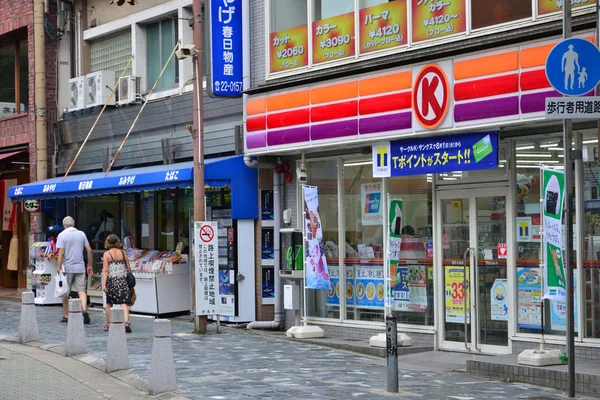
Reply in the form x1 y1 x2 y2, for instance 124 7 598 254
68 76 86 111
117 75 141 106
86 70 115 107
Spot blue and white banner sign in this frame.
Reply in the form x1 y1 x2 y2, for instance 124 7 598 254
372 131 498 177
209 0 243 97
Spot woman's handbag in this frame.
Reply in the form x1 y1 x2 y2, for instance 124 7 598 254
126 271 136 288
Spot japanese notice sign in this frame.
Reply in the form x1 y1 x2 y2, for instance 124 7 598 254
538 0 596 15
359 1 407 54
270 24 309 73
412 0 466 43
2 179 17 231
355 266 385 309
194 222 219 315
542 167 566 300
545 97 600 119
312 11 355 64
361 182 382 226
209 0 243 97
490 279 508 321
445 265 470 324
373 131 498 177
303 186 330 290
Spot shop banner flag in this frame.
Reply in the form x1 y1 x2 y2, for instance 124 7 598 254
303 186 330 290
542 167 567 300
387 199 405 310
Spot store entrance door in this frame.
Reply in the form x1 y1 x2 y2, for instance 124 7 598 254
437 186 510 354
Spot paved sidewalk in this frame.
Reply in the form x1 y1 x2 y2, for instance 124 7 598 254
0 298 594 399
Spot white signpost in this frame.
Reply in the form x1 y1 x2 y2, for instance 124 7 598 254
194 221 218 316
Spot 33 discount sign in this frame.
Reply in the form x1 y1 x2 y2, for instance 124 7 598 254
445 265 470 324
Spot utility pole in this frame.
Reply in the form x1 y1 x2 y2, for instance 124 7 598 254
562 1 575 398
192 0 207 334
33 0 47 233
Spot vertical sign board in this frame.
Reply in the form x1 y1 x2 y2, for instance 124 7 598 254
208 0 243 97
195 221 219 316
542 168 567 300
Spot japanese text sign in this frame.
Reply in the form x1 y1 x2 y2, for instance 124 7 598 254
545 97 600 119
270 25 309 73
209 0 243 97
312 11 355 64
412 0 466 43
359 1 407 54
194 222 219 315
542 168 566 300
538 0 596 15
373 131 498 177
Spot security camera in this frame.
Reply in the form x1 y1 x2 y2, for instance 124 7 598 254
297 166 307 183
176 44 196 60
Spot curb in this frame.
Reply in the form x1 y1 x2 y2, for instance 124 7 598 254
0 334 187 400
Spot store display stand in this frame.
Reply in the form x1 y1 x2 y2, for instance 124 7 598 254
30 243 62 305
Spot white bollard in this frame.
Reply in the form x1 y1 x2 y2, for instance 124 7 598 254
19 292 39 344
148 319 177 395
105 306 129 373
65 299 87 357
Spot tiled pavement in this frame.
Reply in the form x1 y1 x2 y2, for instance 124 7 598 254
0 298 594 400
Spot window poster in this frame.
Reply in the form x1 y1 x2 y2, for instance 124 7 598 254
359 1 407 54
361 182 382 226
326 265 355 307
270 24 309 73
261 266 275 305
538 0 596 16
312 11 355 64
517 267 542 329
261 189 274 221
412 0 466 43
444 265 470 324
261 227 274 260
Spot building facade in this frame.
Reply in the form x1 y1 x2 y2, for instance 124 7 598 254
0 0 58 290
245 0 600 359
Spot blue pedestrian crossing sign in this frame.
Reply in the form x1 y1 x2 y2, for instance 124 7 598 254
545 38 600 96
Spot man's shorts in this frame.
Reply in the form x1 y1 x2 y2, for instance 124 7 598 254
66 273 86 293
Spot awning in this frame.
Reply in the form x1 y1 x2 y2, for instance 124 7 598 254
9 155 258 220
0 150 26 161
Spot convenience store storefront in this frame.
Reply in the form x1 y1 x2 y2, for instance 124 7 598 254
9 155 259 320
246 32 600 357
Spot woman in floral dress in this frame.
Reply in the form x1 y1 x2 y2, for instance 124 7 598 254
102 234 132 332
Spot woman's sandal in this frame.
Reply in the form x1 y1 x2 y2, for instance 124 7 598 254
103 325 109 332
60 317 68 323
125 322 132 333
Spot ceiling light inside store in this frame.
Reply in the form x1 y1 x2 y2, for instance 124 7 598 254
344 161 372 166
540 143 559 148
516 145 535 150
516 165 544 169
443 177 457 180
516 159 560 164
516 153 552 158
583 139 598 144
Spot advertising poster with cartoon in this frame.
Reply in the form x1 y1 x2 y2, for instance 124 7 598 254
542 168 566 300
303 186 330 290
490 279 508 321
517 267 542 329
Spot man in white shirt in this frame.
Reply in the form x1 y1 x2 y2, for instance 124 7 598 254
57 216 93 324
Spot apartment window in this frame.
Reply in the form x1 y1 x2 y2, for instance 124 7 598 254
90 29 132 76
472 0 532 30
147 18 179 91
0 39 28 119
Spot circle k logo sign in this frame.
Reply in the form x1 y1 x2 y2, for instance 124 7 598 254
413 64 450 129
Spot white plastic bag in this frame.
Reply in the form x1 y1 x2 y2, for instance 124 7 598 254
54 272 68 298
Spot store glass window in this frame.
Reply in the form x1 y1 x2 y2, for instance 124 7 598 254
158 190 176 251
313 0 354 20
471 0 532 30
514 137 574 336
147 17 179 91
121 193 138 248
305 160 340 319
581 134 600 338
0 39 28 119
78 195 120 250
343 160 384 322
270 0 307 33
141 191 156 249
178 188 193 254
390 175 434 326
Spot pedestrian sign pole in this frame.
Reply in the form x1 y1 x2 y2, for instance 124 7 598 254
562 3 575 398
